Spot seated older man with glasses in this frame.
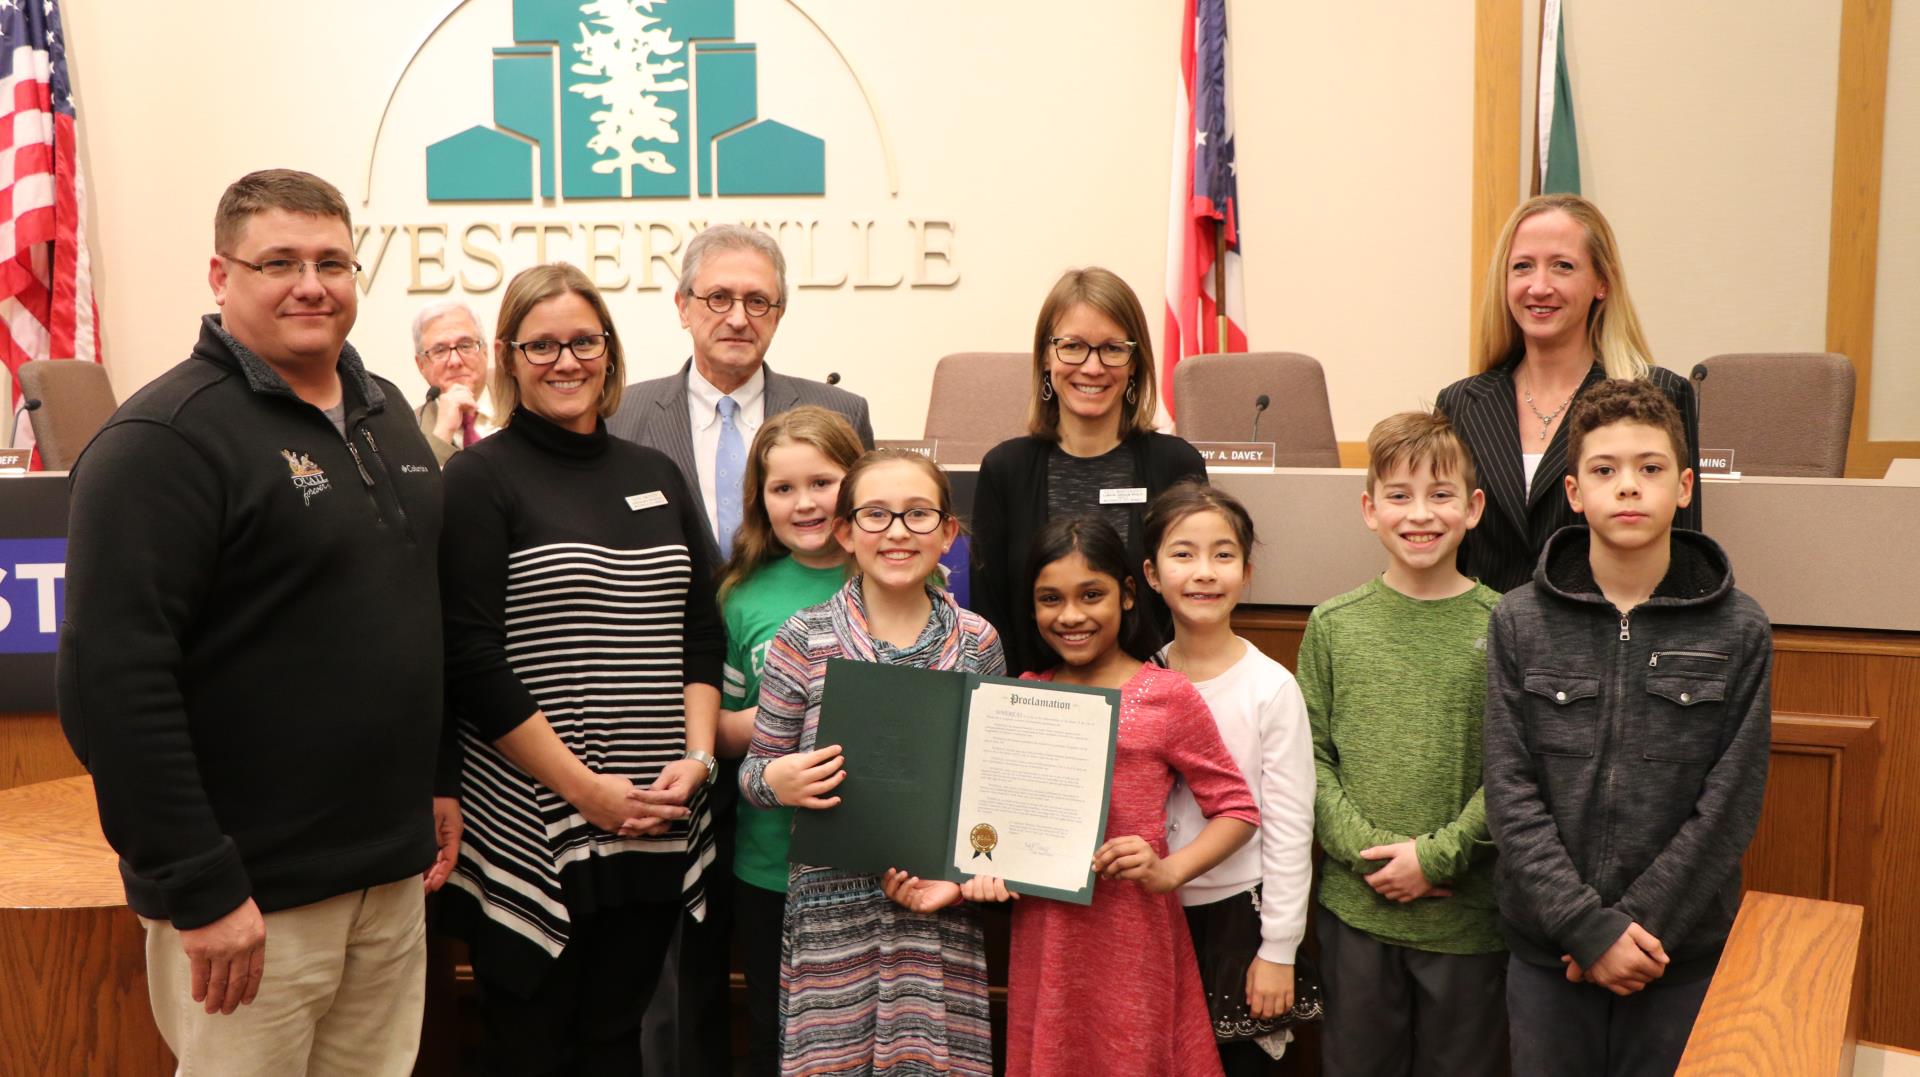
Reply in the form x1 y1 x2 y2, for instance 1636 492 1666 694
412 299 498 465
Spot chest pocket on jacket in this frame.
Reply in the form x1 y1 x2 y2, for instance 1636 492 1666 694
1522 669 1601 757
1642 673 1727 763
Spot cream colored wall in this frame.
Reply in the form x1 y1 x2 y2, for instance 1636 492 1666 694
1230 4 1475 436
59 0 1474 443
1561 1 1840 379
1872 0 1920 441
53 1 1912 445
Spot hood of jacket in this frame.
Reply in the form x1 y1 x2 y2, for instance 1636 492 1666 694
1532 524 1733 611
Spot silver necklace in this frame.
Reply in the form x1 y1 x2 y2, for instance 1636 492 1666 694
1522 371 1577 442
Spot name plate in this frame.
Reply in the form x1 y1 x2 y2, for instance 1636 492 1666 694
0 449 29 473
1697 448 1740 480
876 439 939 461
1192 442 1276 469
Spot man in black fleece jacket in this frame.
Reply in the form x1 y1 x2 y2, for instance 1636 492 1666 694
1485 380 1771 1076
57 170 452 1076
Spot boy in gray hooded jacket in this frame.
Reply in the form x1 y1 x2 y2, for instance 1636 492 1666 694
1485 379 1771 1077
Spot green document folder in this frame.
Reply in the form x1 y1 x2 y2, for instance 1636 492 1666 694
787 659 1120 905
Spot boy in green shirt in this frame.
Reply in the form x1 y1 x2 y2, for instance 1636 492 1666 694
1299 410 1507 1076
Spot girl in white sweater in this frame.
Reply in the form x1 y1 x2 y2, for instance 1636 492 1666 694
1144 481 1318 1072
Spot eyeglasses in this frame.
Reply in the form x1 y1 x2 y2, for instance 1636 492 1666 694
509 333 612 365
224 256 362 282
692 291 782 318
849 506 949 534
1050 337 1137 367
420 340 484 363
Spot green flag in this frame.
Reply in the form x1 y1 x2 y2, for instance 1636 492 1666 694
1538 0 1581 194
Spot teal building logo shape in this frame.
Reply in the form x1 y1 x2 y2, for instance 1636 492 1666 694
426 0 826 201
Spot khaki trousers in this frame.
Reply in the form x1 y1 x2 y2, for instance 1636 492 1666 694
142 877 427 1077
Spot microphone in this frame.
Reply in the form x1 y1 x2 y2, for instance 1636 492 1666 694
1690 363 1708 385
23 398 41 411
826 372 841 386
424 385 442 403
1251 394 1270 441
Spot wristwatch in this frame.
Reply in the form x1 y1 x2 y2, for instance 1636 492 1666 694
684 749 718 787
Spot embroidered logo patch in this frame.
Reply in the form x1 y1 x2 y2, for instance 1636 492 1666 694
401 464 430 474
281 450 332 505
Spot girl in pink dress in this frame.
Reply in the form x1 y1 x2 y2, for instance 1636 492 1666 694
999 514 1261 1077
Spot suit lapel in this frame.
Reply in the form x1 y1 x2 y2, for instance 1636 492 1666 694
1463 370 1531 541
761 362 801 417
649 360 713 540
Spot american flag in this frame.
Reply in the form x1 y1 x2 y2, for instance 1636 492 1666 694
1162 0 1246 418
2 0 100 460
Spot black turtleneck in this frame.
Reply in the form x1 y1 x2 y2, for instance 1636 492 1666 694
437 403 727 985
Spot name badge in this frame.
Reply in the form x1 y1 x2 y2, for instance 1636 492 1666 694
626 491 668 511
1098 487 1148 505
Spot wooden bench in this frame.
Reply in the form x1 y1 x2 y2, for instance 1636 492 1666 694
1676 890 1866 1075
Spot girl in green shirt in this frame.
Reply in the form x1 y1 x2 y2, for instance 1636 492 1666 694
714 405 863 1076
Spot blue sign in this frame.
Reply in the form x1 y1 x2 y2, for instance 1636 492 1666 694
0 538 67 654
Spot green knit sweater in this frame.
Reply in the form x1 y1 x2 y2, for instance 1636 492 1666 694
1300 576 1504 954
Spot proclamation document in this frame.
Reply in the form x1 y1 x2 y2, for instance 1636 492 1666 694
789 662 1118 904
949 680 1117 901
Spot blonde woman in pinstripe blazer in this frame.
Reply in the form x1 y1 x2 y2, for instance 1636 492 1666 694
1436 195 1700 593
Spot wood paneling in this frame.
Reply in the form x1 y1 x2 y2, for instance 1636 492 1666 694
1829 0 1896 477
1677 892 1865 1076
1743 714 1883 909
1469 0 1523 370
0 713 85 791
0 777 172 1074
1234 608 1919 1050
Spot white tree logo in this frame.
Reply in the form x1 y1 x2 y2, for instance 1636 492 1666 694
569 0 687 192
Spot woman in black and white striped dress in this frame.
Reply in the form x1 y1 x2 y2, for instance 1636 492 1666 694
439 263 724 1073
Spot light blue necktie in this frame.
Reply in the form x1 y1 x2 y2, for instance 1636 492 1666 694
715 396 744 555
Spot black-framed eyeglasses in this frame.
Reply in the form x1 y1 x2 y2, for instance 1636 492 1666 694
223 255 362 282
509 333 612 365
1049 337 1136 367
850 506 949 534
420 339 484 362
693 291 782 318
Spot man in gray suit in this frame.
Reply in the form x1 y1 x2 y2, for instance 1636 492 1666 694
612 223 871 1077
609 223 874 567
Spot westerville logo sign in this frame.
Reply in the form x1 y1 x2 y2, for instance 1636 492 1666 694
426 0 824 201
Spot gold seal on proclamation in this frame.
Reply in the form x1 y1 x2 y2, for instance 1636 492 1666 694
968 823 998 860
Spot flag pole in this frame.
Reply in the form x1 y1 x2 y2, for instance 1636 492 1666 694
1213 228 1228 353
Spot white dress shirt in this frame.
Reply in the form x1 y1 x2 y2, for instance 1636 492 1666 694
687 364 766 539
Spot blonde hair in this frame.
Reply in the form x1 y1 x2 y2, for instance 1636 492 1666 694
1365 409 1478 495
1474 194 1653 381
489 263 625 421
1025 267 1160 440
716 406 864 600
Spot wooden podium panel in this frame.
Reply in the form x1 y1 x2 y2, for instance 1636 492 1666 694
0 777 173 1074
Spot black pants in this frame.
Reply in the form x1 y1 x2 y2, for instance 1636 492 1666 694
1507 954 1711 1077
735 878 787 1077
474 901 680 1077
1315 904 1508 1077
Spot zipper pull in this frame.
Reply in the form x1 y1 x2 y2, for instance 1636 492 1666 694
1619 611 1631 642
1649 652 1659 667
346 443 375 488
363 428 380 454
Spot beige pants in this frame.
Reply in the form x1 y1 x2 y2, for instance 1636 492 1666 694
142 877 427 1077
